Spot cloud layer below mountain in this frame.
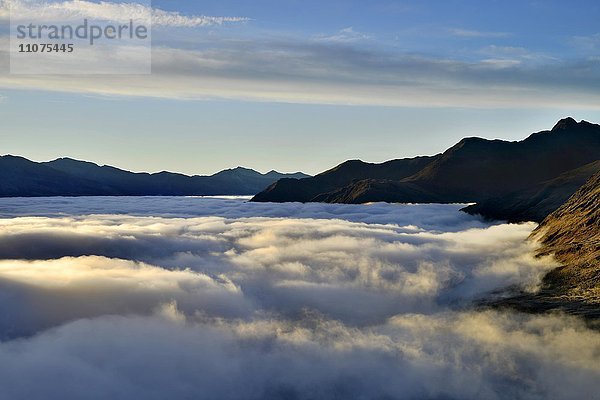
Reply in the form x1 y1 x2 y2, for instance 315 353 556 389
0 197 597 400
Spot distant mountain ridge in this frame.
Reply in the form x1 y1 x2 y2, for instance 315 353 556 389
0 156 309 197
252 118 600 222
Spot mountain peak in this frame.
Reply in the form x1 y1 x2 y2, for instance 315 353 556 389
552 117 578 131
226 166 252 172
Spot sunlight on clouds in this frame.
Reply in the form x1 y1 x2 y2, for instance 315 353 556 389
0 199 595 399
0 256 234 291
0 206 557 329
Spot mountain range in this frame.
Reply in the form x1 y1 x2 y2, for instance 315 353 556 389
0 156 309 197
253 118 600 223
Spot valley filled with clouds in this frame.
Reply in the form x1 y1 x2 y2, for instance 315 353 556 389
0 197 597 399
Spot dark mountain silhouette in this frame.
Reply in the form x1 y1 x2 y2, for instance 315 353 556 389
252 118 600 222
252 157 438 203
0 156 309 197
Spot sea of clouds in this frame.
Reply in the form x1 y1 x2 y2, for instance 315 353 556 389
0 197 597 400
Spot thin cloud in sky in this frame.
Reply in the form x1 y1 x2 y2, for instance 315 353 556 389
478 59 522 69
477 45 559 65
152 8 249 27
1 38 599 108
479 45 530 57
314 27 372 43
449 28 511 38
570 33 600 52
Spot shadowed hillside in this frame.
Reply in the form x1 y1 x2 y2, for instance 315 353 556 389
462 160 600 222
252 156 438 203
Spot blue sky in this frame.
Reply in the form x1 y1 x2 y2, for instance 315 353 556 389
0 0 599 174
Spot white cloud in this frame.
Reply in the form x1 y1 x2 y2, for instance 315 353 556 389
0 3 598 107
151 8 248 28
477 46 557 66
0 198 594 399
0 256 252 337
1 0 248 26
0 200 557 328
0 307 597 399
1 37 599 108
479 58 522 69
314 27 371 43
0 197 490 230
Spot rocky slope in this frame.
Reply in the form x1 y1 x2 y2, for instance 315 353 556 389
531 171 600 303
492 171 600 319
